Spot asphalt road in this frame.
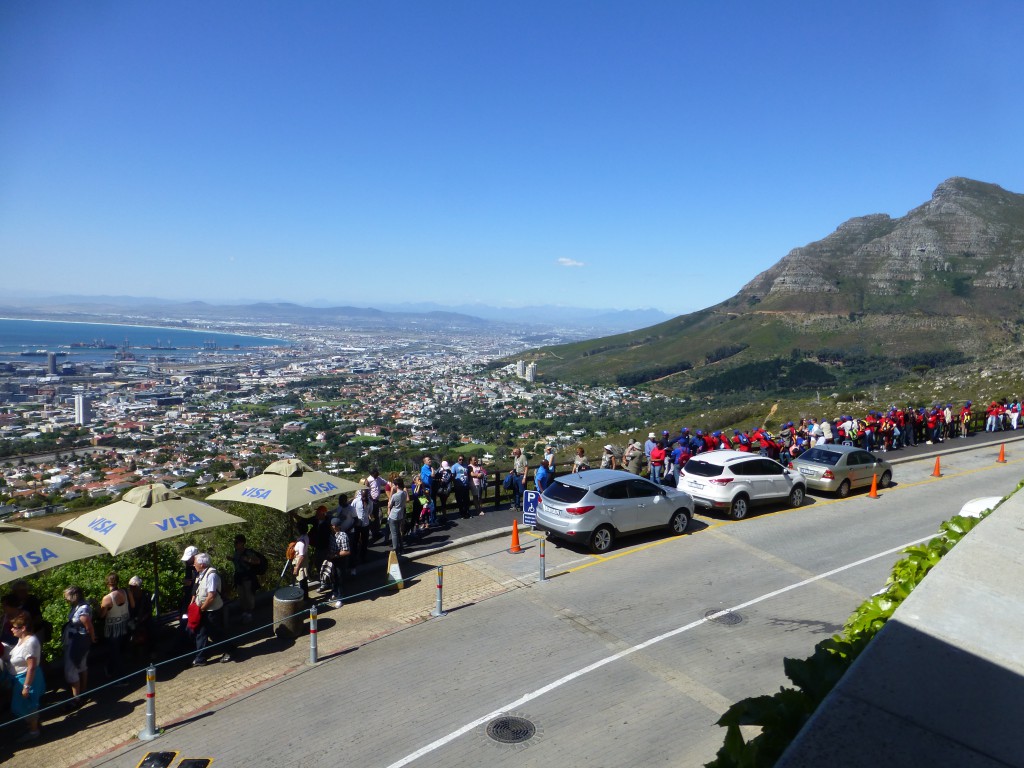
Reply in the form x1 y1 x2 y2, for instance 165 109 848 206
94 438 1024 768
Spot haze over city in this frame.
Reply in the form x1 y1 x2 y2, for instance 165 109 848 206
2 2 1022 315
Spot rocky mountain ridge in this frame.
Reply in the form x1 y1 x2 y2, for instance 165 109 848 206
531 177 1024 390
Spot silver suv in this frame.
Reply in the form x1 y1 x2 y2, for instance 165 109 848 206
678 450 805 520
536 469 694 554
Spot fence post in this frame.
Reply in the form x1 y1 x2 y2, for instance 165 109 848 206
308 603 319 664
431 565 447 617
539 537 546 582
138 665 161 741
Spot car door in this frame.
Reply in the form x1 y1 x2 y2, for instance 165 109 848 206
850 450 882 488
627 478 666 529
755 457 792 500
593 480 634 531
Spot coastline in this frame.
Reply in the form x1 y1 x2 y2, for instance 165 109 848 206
0 315 290 346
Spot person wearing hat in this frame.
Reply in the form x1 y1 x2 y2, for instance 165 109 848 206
178 545 199 636
644 432 657 460
622 440 642 475
600 445 616 470
326 516 351 608
543 446 556 474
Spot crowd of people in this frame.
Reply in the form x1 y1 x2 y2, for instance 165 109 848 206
553 399 1021 487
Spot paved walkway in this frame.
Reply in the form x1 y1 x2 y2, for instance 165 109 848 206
2 522 524 768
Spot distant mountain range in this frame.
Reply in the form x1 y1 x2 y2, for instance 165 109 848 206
530 177 1024 392
0 293 670 335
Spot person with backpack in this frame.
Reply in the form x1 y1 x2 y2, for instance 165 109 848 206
232 535 263 624
434 461 454 524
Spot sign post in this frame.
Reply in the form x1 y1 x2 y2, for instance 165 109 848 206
522 490 539 528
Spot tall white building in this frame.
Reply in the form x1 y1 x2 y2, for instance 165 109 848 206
516 360 527 378
525 362 537 382
74 394 93 426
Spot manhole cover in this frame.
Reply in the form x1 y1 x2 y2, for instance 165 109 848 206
486 715 537 744
705 608 743 626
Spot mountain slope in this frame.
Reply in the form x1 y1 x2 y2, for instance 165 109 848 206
532 178 1024 390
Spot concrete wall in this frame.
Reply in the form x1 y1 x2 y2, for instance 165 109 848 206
777 488 1024 767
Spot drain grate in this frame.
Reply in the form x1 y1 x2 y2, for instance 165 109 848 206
705 608 743 626
486 715 537 744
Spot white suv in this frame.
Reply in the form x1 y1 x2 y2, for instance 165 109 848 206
678 450 805 520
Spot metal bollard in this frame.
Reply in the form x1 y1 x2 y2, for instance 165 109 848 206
138 665 161 741
539 537 546 582
431 565 447 617
309 604 318 664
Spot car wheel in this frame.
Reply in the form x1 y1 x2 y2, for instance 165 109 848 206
789 485 805 507
589 525 614 554
837 479 851 498
730 494 749 520
669 508 691 535
879 470 892 488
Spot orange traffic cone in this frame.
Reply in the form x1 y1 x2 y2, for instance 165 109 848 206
868 473 879 499
997 444 1007 463
932 456 942 477
508 520 523 554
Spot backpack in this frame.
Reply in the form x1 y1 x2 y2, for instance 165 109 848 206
285 541 297 561
436 468 453 495
503 472 515 490
249 549 268 576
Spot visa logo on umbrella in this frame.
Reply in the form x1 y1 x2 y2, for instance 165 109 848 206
2 549 59 573
241 487 272 500
88 517 117 535
305 482 338 496
154 513 205 531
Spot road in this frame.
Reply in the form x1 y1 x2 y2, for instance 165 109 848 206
76 440 1023 768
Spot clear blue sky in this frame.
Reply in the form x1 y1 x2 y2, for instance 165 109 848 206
2 2 1022 315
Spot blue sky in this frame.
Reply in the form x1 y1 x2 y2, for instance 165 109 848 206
2 2 1022 315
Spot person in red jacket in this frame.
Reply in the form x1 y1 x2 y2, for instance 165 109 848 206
649 441 667 485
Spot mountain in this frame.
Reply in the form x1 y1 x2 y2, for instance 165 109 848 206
373 302 671 332
530 178 1024 392
0 294 668 335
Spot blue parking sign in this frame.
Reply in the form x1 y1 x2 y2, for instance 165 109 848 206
523 490 539 527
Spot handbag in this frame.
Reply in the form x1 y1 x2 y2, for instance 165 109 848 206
186 601 201 631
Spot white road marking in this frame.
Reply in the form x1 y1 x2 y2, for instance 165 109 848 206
385 534 931 768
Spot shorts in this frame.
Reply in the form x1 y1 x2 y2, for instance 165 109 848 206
64 644 90 684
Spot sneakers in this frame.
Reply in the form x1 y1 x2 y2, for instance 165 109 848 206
329 599 343 608
220 653 232 663
192 658 207 667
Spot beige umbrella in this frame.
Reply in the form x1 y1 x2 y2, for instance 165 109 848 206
62 483 246 555
0 523 107 586
62 483 247 613
206 458 362 514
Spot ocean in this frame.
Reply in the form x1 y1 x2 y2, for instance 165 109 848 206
0 317 289 364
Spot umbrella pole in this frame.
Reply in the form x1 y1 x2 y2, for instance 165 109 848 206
152 543 160 616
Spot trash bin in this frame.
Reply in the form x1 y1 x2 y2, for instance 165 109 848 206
273 586 305 638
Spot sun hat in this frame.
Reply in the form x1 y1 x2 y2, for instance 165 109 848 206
181 545 198 562
603 444 613 451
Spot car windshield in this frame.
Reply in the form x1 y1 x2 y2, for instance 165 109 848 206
797 448 841 466
543 482 587 503
682 458 725 478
